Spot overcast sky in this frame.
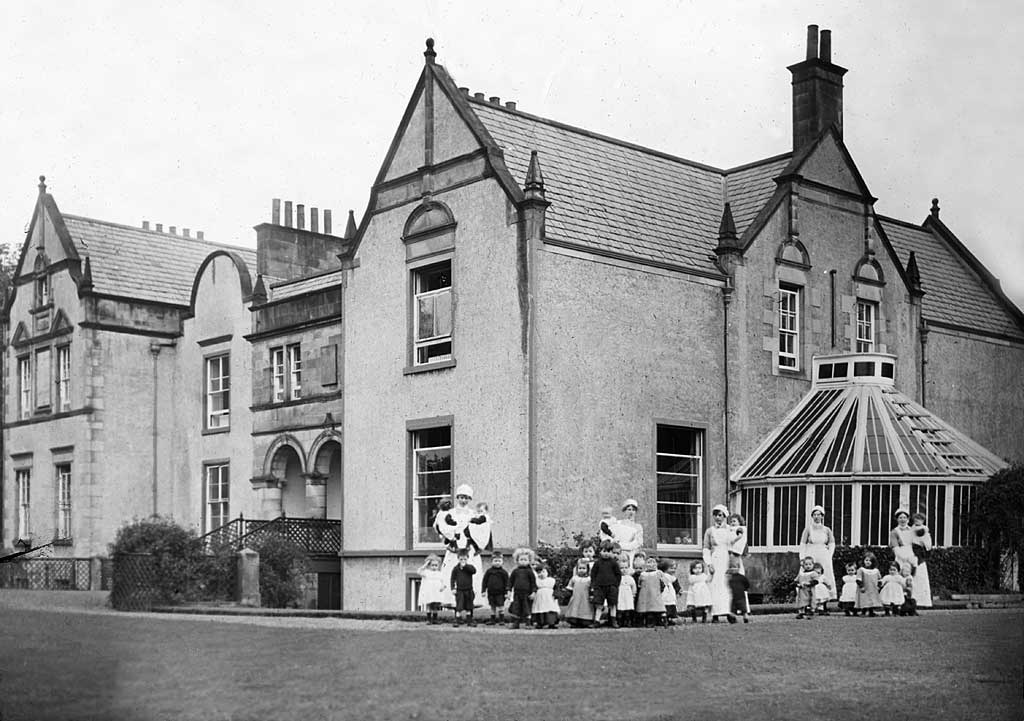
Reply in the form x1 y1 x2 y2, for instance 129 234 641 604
3 1 1022 309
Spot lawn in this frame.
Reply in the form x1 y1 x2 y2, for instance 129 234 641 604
0 602 1021 721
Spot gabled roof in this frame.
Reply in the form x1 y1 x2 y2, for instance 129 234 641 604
734 353 1006 484
64 214 257 306
470 98 786 275
880 216 1024 340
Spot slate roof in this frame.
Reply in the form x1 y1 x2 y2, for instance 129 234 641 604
880 217 1023 339
269 269 343 302
63 214 257 306
470 99 788 274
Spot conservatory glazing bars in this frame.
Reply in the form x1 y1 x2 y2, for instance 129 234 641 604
734 353 1005 551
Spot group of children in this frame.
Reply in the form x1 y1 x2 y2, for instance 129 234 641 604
417 536 752 629
795 551 918 618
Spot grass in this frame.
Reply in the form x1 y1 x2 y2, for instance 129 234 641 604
0 603 1021 720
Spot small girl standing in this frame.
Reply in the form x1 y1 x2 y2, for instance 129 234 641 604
635 556 667 627
685 560 713 623
879 561 907 617
416 554 446 624
565 559 594 628
856 552 882 617
812 562 832 615
658 559 682 625
617 556 637 628
531 564 560 629
794 556 818 619
838 562 859 616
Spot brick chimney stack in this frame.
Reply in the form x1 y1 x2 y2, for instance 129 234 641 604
788 25 847 152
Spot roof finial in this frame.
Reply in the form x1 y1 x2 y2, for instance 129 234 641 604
38 175 47 195
718 203 738 245
79 256 94 293
344 210 358 240
906 250 922 294
252 274 267 305
424 38 436 65
930 197 940 219
524 150 546 199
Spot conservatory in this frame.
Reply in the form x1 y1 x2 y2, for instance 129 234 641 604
734 353 1006 551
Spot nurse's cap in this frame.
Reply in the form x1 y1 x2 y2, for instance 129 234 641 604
893 508 910 518
622 498 639 510
712 504 729 515
455 484 474 499
811 505 826 515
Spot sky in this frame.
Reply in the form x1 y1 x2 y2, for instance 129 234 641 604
3 1 1023 309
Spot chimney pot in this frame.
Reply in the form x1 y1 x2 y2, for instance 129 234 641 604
459 87 469 95
169 226 176 235
284 201 293 228
142 221 150 230
806 24 819 60
297 204 305 230
272 198 281 225
473 92 485 101
505 101 517 110
197 231 205 240
324 209 333 235
489 96 500 105
311 207 319 233
930 198 940 218
820 29 832 63
156 223 163 233
183 228 190 238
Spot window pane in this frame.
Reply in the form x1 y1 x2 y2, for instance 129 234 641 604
417 470 451 498
417 500 442 543
417 295 437 340
742 487 768 546
772 484 806 546
415 426 450 449
656 425 703 546
656 504 698 545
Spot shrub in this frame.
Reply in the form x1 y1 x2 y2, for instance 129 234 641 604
971 463 1024 591
763 572 797 604
830 545 998 597
250 534 309 608
109 516 203 605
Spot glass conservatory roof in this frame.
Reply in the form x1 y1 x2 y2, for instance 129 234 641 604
734 353 1006 483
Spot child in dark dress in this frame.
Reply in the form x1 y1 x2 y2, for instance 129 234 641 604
507 547 537 630
450 550 477 627
726 554 750 624
590 540 623 628
480 553 510 624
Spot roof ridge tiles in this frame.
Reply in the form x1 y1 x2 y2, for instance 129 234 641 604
62 213 253 254
469 97 728 175
723 152 793 175
876 214 929 231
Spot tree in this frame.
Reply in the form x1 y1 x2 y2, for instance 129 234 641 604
0 240 17 300
971 463 1024 591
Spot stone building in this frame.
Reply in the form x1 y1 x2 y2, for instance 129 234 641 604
335 29 1023 609
3 26 1022 610
1 180 258 558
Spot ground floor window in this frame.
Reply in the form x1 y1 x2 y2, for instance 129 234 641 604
56 464 72 539
655 425 703 547
412 425 451 546
16 469 31 539
742 480 981 550
205 463 230 533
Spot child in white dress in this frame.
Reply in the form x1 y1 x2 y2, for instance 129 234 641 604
658 559 682 625
838 562 858 616
879 562 907 617
686 559 712 623
531 564 560 628
565 559 594 628
813 562 832 615
617 556 637 628
416 554 446 624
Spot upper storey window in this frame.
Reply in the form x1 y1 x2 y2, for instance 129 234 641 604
205 354 230 430
778 284 801 370
33 254 51 308
413 262 452 366
271 343 302 402
856 300 876 352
